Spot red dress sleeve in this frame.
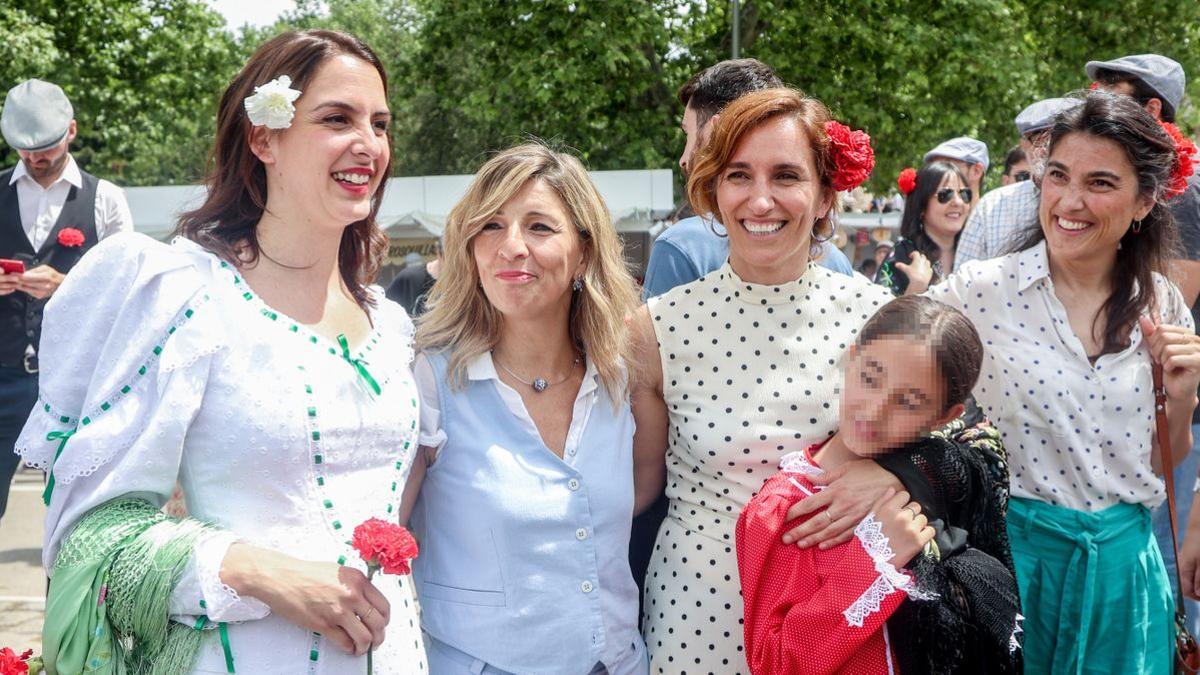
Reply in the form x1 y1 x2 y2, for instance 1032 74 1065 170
736 473 917 675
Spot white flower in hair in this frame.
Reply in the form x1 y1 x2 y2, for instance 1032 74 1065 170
243 75 302 129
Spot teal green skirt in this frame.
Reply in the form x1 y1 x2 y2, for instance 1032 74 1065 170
1008 497 1174 675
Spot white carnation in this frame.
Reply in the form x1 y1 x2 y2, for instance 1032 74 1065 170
243 75 303 129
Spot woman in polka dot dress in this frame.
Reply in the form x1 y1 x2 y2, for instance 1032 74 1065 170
907 93 1200 673
629 88 893 674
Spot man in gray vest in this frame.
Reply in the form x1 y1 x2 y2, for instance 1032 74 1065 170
0 79 132 521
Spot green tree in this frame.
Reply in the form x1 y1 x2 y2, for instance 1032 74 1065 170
398 0 686 175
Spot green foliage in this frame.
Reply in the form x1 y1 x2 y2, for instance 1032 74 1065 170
2 0 1198 195
397 0 686 175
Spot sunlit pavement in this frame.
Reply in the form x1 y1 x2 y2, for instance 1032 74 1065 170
0 467 45 654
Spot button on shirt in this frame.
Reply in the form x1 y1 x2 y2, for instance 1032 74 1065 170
929 241 1194 511
11 155 133 250
953 179 1039 271
412 351 647 675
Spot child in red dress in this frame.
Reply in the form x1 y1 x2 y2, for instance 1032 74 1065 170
737 296 1019 674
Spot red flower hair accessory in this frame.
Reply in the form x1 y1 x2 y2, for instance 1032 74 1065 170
0 648 34 675
824 120 875 191
1160 121 1197 199
57 227 85 248
897 167 918 196
352 517 419 576
1089 81 1100 91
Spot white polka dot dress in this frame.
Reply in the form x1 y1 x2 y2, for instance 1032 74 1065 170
642 261 892 674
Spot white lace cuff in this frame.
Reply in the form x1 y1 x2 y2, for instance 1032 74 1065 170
842 513 935 628
172 531 270 623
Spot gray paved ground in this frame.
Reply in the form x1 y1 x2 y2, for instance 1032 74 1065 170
0 467 45 653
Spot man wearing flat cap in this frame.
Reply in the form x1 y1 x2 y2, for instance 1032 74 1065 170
955 97 1081 269
0 78 132 523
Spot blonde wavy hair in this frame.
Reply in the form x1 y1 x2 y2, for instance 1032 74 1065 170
416 142 640 403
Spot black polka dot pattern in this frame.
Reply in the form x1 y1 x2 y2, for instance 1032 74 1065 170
927 244 1195 512
642 263 891 673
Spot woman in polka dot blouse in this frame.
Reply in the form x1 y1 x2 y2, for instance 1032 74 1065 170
629 88 894 674
909 92 1200 673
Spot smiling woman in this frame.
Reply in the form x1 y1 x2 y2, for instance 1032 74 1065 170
874 161 972 296
917 91 1200 674
22 30 429 674
629 88 893 674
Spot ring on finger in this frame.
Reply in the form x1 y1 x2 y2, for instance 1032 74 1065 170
824 510 834 523
361 606 376 622
903 506 918 519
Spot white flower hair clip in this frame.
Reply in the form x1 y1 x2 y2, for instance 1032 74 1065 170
243 75 303 129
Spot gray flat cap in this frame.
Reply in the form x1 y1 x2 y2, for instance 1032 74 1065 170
924 136 990 173
1 79 74 152
1015 97 1082 135
1085 54 1185 113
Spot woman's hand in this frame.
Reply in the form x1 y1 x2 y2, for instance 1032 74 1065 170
221 543 389 656
1140 316 1200 405
780 459 903 549
895 251 934 295
871 488 936 567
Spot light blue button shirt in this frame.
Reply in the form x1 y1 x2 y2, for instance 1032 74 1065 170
411 351 648 675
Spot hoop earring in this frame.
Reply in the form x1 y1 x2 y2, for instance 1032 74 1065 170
1132 219 1143 234
811 217 835 243
572 277 583 292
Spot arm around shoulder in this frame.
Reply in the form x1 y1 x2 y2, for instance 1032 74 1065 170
629 304 667 514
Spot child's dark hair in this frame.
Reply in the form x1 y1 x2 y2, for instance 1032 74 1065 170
855 296 982 409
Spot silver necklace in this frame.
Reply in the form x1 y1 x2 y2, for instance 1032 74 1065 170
492 351 582 392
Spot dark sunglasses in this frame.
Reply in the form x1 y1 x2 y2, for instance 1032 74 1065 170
935 188 973 204
1012 171 1031 182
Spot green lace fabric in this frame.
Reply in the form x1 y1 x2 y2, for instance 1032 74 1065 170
43 498 218 674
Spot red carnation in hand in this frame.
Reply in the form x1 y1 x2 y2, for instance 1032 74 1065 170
824 120 875 191
897 167 918 196
57 227 85 248
1160 121 1197 199
0 648 33 675
352 518 419 576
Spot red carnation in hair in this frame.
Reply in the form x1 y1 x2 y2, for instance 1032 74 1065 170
57 227 85 248
1160 121 1197 199
352 518 419 575
824 120 875 191
897 167 918 196
1089 81 1100 91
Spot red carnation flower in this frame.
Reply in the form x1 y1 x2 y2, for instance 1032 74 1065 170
824 120 875 191
57 227 85 248
897 167 918 196
0 648 33 675
1089 81 1100 91
352 518 419 576
1160 121 1198 199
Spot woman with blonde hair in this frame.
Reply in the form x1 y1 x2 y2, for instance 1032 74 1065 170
629 87 894 673
401 142 659 674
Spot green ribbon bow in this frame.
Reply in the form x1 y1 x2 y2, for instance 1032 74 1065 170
43 428 77 505
337 334 381 397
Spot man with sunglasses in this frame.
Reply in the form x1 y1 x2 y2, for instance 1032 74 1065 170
954 97 1079 270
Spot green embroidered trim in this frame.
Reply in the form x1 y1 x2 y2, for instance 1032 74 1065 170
39 294 210 505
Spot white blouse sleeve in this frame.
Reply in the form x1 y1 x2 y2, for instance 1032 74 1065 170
16 232 268 623
413 352 447 454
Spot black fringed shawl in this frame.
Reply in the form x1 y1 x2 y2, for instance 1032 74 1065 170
875 407 1023 674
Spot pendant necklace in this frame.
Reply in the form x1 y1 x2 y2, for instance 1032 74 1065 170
492 350 582 392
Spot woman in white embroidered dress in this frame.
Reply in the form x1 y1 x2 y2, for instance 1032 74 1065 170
18 31 426 673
